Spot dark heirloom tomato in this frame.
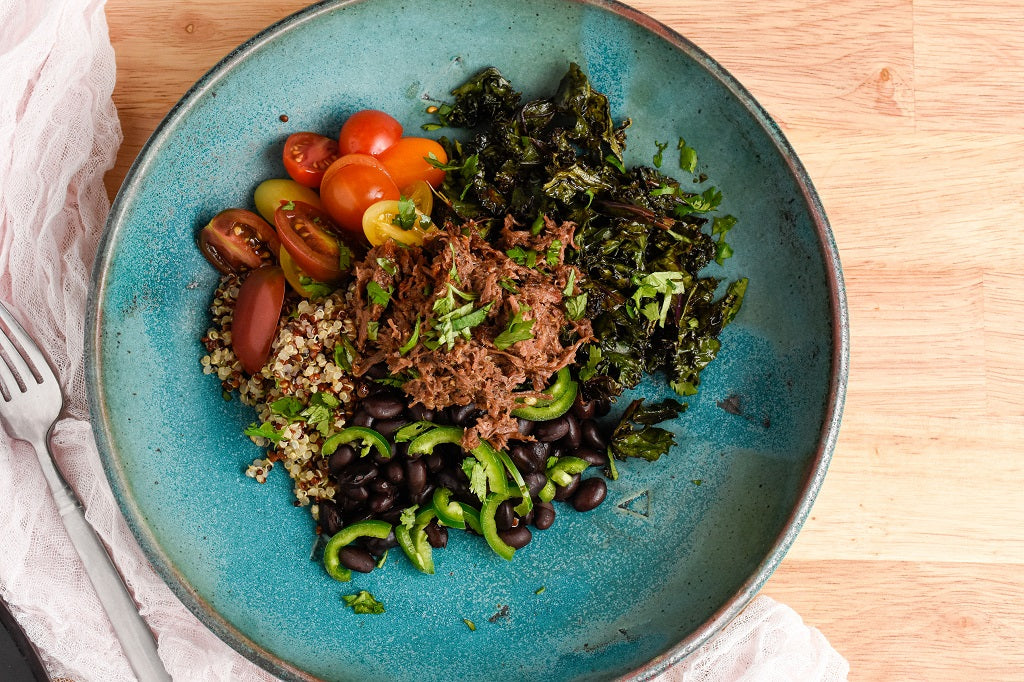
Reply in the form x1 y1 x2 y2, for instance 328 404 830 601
320 163 400 237
232 265 285 374
198 208 280 274
338 110 403 156
282 132 341 188
274 201 363 282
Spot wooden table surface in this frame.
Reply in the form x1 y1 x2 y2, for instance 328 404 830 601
104 1 1024 679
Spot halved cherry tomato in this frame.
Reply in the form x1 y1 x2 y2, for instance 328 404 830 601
198 209 280 274
377 137 448 188
274 201 360 283
254 178 323 224
232 265 285 374
282 132 340 188
320 153 390 193
279 248 330 298
338 110 403 157
320 163 400 237
362 199 434 247
402 179 434 216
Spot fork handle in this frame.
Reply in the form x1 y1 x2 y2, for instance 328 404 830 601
32 435 172 682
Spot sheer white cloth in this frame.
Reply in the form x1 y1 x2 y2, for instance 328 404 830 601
0 0 848 680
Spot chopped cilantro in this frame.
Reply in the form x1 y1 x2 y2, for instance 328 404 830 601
399 315 421 355
333 336 356 371
630 271 688 327
505 246 528 265
462 459 488 501
280 201 295 211
270 397 304 421
338 244 353 271
400 505 419 529
678 137 697 173
393 196 417 230
463 618 476 631
342 591 385 615
376 257 398 276
711 215 738 265
366 281 393 307
653 140 669 168
534 586 546 595
498 277 519 294
297 276 334 299
691 479 703 486
494 309 535 350
530 214 545 235
366 320 379 341
244 422 284 443
605 153 626 174
546 239 562 266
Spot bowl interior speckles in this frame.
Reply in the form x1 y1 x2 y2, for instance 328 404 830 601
86 1 847 680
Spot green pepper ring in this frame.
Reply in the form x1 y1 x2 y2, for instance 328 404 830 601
322 520 393 582
321 426 392 460
511 368 578 421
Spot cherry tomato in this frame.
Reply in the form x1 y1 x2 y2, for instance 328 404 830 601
338 110 403 156
254 178 323 224
320 163 400 236
198 209 280 274
362 199 434 247
274 201 362 282
320 153 390 192
377 137 448 189
401 179 434 216
279 248 328 298
232 265 285 375
282 132 340 188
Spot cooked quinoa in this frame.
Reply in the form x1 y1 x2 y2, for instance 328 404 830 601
201 274 358 516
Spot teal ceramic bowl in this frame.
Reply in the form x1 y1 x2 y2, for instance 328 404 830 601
87 1 847 680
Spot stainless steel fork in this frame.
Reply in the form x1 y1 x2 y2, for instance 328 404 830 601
0 300 171 681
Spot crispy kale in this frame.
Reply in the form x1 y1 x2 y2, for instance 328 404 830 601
427 64 747 412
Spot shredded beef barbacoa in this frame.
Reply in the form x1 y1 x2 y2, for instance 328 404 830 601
347 218 592 449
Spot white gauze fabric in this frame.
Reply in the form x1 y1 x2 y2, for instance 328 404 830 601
0 1 849 680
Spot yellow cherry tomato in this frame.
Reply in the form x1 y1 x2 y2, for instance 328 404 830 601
362 199 434 247
253 178 323 224
401 180 434 216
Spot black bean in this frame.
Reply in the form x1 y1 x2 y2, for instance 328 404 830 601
341 494 363 511
392 441 409 459
350 409 374 428
434 469 460 492
510 445 537 473
369 493 396 514
595 398 612 417
384 460 405 484
519 509 535 526
526 441 551 468
373 417 407 439
571 394 596 420
534 417 569 442
363 394 405 420
498 525 532 549
377 510 403 527
572 477 607 512
562 413 582 449
370 478 394 495
405 459 427 495
575 447 608 467
532 502 555 530
328 445 356 476
341 483 370 502
424 521 448 549
364 363 388 380
347 508 375 524
516 418 534 436
319 501 343 537
524 472 547 498
553 473 581 501
581 419 607 451
426 453 444 472
338 546 376 573
341 460 378 485
449 403 478 427
411 482 436 505
408 403 435 422
495 499 516 531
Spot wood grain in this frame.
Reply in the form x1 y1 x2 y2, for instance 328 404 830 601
103 1 1024 679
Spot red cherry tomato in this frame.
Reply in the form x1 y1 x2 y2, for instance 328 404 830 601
198 209 280 274
232 265 285 374
377 137 448 189
320 163 400 236
274 201 362 282
282 132 340 188
338 110 403 156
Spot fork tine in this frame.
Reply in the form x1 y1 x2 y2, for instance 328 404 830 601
0 300 48 384
0 345 19 398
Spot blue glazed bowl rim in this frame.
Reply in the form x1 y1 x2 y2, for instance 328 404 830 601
86 1 849 679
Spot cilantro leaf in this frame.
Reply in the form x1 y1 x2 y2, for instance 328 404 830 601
376 257 398 276
393 196 417 230
653 140 669 168
400 505 419 529
711 215 738 265
342 591 385 615
338 244 353 271
494 309 535 350
678 137 698 173
399 315 421 355
366 320 379 341
546 239 562 266
270 397 304 422
333 336 356 372
462 459 488 501
366 281 393 307
244 422 284 443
